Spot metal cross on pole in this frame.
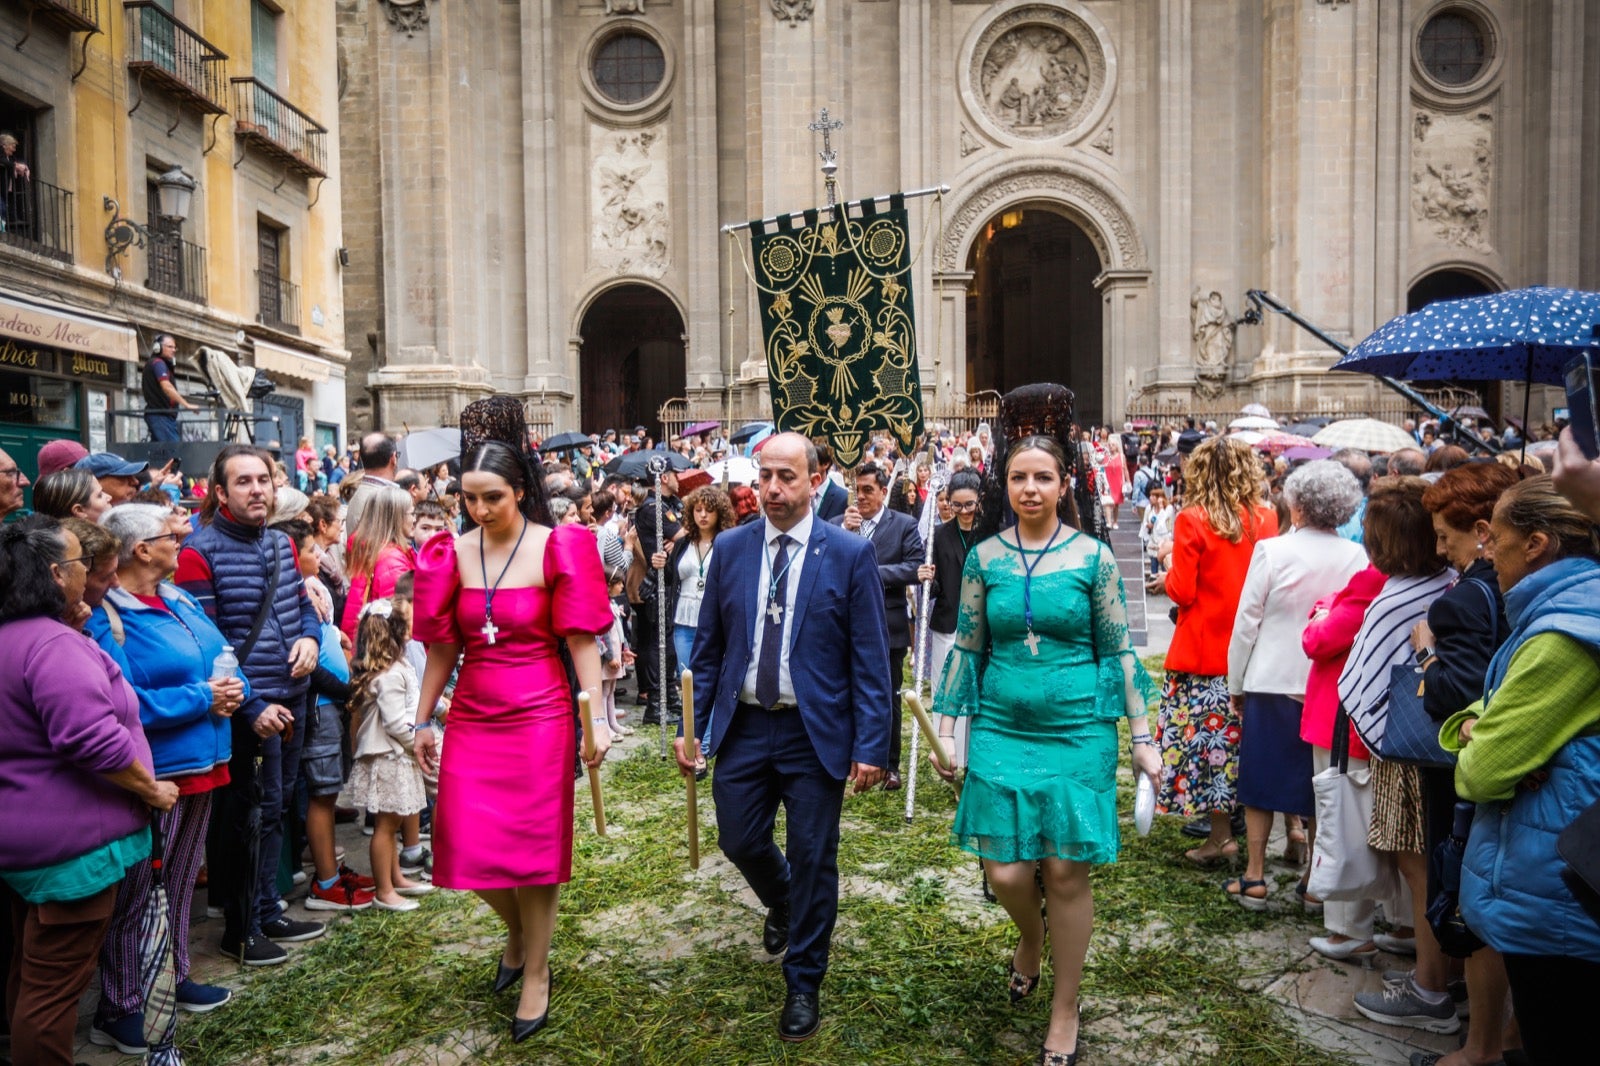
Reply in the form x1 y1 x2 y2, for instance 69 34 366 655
808 107 844 209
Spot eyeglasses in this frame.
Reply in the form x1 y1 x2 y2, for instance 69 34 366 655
0 465 19 479
142 532 180 545
950 501 979 512
55 555 87 569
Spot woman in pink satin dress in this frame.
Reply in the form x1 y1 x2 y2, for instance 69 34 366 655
411 439 611 1042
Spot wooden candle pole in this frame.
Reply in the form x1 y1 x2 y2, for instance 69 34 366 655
680 669 701 870
905 691 961 802
578 692 607 836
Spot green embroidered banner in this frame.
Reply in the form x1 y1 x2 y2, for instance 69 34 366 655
748 197 924 467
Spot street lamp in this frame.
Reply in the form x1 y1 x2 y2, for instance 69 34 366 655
103 166 196 275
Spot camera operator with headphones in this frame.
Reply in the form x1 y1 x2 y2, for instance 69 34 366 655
142 333 199 442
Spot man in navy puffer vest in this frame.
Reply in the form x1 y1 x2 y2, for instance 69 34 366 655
178 444 324 964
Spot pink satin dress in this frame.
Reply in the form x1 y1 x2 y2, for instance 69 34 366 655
412 524 611 888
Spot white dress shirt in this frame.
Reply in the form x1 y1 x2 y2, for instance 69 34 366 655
1228 527 1369 697
738 510 814 706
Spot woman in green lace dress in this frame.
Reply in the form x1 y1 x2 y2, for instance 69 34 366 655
932 436 1162 1066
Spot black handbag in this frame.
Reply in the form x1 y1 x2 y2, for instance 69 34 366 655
1557 797 1600 928
1426 800 1487 958
1379 579 1498 768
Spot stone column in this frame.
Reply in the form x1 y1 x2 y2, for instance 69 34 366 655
1096 270 1153 421
930 271 972 407
1153 0 1193 385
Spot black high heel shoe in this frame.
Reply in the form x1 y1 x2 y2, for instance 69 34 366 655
1037 1002 1081 1065
1007 960 1040 1003
492 960 524 994
508 968 553 1042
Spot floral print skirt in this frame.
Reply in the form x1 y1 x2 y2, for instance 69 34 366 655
1154 671 1240 817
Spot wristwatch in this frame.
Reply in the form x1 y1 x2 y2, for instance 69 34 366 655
1414 646 1436 667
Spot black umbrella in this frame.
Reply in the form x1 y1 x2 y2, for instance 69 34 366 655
728 421 773 445
540 431 594 453
602 450 695 480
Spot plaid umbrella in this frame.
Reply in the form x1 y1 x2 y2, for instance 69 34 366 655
140 817 184 1065
1312 418 1418 454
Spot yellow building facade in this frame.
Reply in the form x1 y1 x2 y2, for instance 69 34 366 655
0 0 347 481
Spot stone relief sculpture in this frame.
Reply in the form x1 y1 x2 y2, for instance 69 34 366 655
959 126 983 157
1411 109 1492 253
379 0 429 38
965 4 1109 143
1190 288 1234 398
603 0 645 13
1091 126 1114 155
981 26 1091 136
771 0 813 25
591 127 670 278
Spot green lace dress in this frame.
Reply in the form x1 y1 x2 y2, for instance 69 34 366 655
932 529 1156 865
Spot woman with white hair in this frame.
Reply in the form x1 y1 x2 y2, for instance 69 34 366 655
1224 462 1369 909
86 503 246 1039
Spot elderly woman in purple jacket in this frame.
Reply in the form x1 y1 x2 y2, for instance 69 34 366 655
0 515 177 1066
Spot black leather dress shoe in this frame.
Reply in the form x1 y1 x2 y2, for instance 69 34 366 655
492 961 523 994
779 991 820 1042
883 771 903 791
763 902 790 955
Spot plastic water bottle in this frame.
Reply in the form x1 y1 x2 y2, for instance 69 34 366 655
211 645 240 681
1134 774 1155 837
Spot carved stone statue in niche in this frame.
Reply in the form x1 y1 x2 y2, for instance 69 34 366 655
603 0 644 14
980 25 1090 137
771 0 813 25
1190 288 1235 398
591 127 670 278
1411 109 1492 253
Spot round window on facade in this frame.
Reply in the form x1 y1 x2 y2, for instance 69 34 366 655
1417 8 1493 87
591 31 666 106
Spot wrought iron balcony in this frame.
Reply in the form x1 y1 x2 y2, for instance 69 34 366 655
231 77 327 179
145 233 207 304
124 2 228 115
0 179 75 263
21 0 100 35
255 269 300 334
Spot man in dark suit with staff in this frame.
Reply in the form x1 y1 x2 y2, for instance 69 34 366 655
674 432 891 1042
832 460 923 789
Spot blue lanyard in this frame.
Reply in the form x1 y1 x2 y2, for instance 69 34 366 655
1017 519 1063 633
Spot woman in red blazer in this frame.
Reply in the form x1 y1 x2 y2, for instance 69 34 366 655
1156 436 1278 864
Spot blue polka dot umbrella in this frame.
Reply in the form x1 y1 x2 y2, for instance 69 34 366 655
1333 286 1600 385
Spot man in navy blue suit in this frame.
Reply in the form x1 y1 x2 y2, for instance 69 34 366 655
675 432 891 1042
812 440 849 522
830 460 923 788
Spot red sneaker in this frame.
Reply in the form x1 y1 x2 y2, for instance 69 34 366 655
339 865 376 891
306 876 374 911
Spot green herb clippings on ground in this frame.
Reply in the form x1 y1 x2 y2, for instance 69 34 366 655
179 676 1344 1066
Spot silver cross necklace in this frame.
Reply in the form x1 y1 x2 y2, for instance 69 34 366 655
1016 519 1063 657
478 518 529 645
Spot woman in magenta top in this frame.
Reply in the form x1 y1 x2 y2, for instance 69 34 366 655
340 484 416 641
411 439 611 1043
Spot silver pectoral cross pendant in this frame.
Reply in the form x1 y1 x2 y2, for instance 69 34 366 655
1023 629 1041 656
766 598 784 626
482 618 500 645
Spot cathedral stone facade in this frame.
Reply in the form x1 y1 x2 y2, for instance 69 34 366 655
336 0 1600 435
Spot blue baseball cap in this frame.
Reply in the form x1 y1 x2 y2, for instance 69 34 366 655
75 451 149 478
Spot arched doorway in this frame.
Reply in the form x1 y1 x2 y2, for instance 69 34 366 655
965 208 1104 425
1407 268 1494 312
1407 268 1501 424
578 284 685 437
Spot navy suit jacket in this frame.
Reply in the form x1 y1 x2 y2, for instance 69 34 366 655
815 479 848 523
827 507 923 649
689 517 893 779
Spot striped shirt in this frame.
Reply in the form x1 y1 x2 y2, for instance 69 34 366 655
1336 569 1455 750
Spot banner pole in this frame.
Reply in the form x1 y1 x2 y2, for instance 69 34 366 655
720 184 950 235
